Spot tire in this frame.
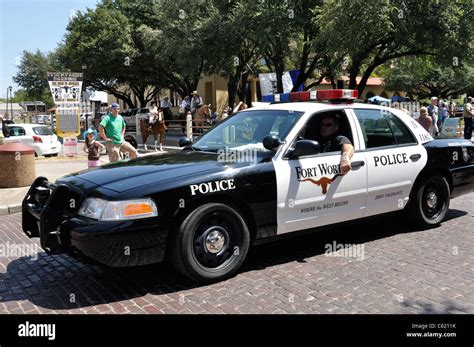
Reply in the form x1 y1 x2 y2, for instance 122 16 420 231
124 135 138 149
51 153 58 157
171 203 250 283
409 175 450 228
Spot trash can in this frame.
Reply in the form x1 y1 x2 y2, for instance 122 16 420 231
0 142 36 188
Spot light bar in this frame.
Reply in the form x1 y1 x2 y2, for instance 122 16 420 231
317 89 358 100
262 89 358 104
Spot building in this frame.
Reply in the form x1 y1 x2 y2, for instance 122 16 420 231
104 74 404 116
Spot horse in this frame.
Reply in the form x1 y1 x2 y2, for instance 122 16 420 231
140 111 167 151
193 104 211 134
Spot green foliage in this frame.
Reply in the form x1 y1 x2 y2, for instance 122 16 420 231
12 0 474 105
12 50 58 100
383 56 474 99
315 0 474 94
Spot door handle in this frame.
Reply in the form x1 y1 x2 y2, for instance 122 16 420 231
410 154 421 161
351 160 365 168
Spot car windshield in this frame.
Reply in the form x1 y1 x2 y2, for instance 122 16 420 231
33 126 54 136
192 109 303 152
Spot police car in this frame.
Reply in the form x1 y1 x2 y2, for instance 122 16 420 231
21 90 474 283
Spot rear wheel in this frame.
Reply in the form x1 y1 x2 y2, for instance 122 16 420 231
409 175 450 227
171 203 250 283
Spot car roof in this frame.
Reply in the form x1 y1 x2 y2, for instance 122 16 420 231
8 123 48 128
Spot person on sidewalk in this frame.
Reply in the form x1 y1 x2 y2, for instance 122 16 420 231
427 97 439 137
463 97 473 140
99 103 137 162
83 128 105 168
416 107 433 134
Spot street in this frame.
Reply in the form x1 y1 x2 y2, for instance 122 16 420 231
0 192 472 314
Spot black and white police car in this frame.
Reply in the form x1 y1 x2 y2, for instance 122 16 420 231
22 90 474 282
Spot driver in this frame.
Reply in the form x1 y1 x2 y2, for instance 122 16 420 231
317 114 354 175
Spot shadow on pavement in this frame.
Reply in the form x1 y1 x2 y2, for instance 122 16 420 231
0 208 468 311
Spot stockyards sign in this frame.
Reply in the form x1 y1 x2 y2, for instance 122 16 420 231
47 72 83 138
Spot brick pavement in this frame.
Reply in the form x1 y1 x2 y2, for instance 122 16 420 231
0 193 473 314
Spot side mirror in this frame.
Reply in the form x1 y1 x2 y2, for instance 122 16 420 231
179 137 192 147
263 135 283 151
287 140 321 159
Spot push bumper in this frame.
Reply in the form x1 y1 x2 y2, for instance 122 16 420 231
22 177 169 266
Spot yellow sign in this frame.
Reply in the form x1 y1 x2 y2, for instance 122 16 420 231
55 108 81 138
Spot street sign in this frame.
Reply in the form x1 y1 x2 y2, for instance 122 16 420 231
439 118 461 138
47 72 83 138
63 137 78 157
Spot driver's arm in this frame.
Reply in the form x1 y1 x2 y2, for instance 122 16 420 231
340 143 354 175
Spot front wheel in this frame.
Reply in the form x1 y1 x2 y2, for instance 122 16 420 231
170 203 250 283
409 175 450 228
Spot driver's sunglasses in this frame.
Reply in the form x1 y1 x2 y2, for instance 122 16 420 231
321 123 334 128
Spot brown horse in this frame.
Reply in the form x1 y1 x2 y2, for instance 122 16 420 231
193 104 211 134
140 111 167 151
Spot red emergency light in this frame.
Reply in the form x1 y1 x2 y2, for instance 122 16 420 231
317 89 358 101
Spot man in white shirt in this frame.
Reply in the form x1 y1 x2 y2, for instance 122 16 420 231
427 97 439 136
161 97 173 129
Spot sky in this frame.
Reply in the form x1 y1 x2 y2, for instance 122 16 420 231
0 0 98 99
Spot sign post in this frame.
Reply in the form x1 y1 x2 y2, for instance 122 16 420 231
47 72 83 156
439 118 461 138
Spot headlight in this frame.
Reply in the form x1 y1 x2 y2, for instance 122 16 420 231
78 198 158 221
78 198 107 220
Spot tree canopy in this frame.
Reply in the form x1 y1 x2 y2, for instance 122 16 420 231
13 0 474 108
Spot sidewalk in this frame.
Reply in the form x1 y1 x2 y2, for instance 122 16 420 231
0 147 179 215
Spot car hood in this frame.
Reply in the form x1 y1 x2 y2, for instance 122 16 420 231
59 151 260 193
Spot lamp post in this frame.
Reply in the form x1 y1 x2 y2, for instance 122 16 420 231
81 64 89 128
5 88 9 119
8 86 12 121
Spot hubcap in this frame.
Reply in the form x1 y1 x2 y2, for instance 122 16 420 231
205 228 226 254
426 191 438 208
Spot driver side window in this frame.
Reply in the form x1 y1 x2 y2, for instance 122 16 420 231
299 110 354 148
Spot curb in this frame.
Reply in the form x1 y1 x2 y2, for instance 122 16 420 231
0 204 22 216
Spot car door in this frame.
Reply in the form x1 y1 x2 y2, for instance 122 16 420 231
274 109 368 235
350 108 427 217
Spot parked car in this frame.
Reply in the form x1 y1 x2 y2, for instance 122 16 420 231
123 108 149 132
6 124 61 157
34 114 50 125
454 107 464 118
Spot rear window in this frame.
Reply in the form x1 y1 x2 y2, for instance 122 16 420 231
33 127 54 136
9 126 26 136
354 109 416 148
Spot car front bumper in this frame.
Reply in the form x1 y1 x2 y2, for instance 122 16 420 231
22 177 169 267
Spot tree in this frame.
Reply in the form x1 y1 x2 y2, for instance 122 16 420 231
137 0 224 99
59 0 161 108
315 0 474 95
13 50 59 101
383 56 474 99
